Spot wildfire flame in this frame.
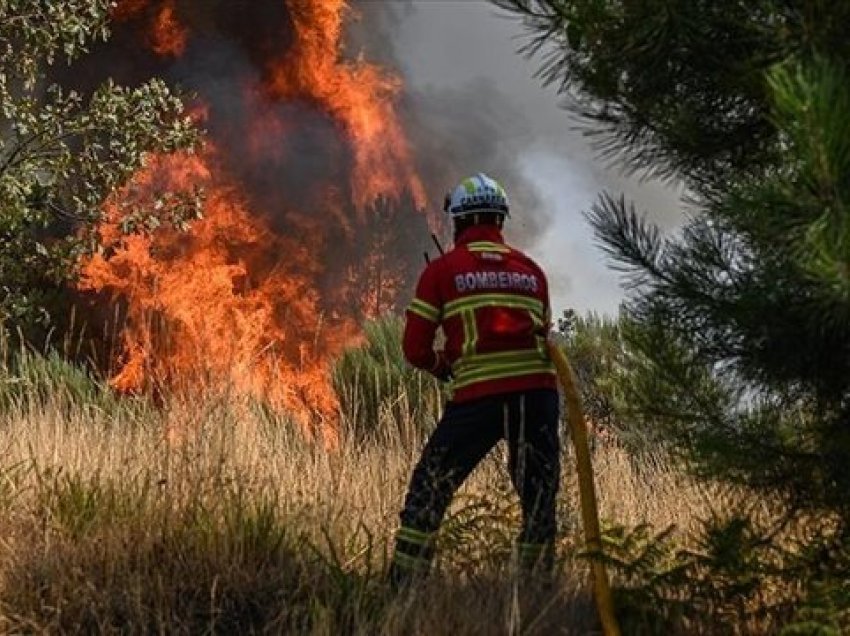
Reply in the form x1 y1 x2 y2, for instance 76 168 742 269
266 0 426 212
79 0 431 441
150 1 187 57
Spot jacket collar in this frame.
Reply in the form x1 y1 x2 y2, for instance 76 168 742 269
455 225 505 247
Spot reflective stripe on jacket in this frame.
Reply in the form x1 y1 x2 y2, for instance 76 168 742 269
403 225 557 402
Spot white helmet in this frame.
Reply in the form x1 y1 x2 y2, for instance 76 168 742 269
443 173 510 219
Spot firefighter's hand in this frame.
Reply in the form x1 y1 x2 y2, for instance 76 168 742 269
434 368 453 383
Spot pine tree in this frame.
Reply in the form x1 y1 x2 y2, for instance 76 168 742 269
496 0 850 612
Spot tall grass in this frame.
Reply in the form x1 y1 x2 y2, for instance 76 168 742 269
0 389 598 633
332 317 445 444
0 323 799 633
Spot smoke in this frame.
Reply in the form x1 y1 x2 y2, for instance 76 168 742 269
64 1 436 318
347 0 548 242
67 0 681 317
68 3 353 215
351 0 683 314
404 78 547 239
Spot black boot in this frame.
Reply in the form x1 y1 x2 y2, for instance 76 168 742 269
387 525 434 592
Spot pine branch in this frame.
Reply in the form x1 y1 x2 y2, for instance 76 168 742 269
585 192 667 289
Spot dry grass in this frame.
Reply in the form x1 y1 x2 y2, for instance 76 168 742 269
0 327 754 633
0 377 731 635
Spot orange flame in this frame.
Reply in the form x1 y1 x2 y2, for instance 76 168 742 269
150 0 187 57
267 0 426 213
112 0 187 56
82 0 429 441
81 149 356 443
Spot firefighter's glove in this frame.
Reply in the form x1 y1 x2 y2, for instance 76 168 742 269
430 351 453 383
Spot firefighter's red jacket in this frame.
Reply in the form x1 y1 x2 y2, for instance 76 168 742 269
403 224 557 402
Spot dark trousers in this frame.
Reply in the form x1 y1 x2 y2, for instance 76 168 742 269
392 388 560 576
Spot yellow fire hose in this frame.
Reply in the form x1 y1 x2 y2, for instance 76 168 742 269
548 342 621 636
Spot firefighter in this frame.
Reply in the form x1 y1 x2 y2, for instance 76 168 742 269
389 172 560 587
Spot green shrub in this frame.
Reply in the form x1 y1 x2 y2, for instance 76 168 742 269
332 317 445 442
0 332 117 413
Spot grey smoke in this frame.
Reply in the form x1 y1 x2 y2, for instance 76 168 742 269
61 1 432 317
352 0 683 314
64 0 682 318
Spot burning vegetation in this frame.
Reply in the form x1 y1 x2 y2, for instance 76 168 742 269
76 0 434 438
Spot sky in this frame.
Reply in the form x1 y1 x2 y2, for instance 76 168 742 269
375 0 684 316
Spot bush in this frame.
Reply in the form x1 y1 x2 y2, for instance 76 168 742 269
0 329 118 414
332 317 445 443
